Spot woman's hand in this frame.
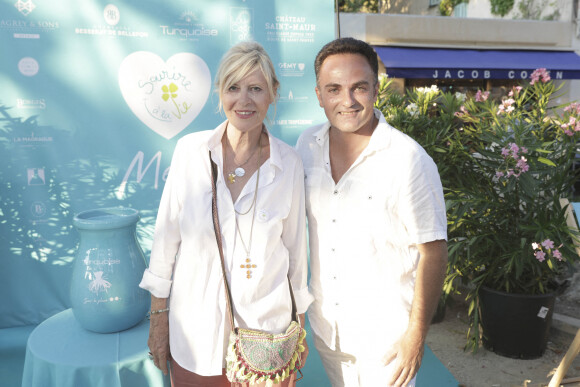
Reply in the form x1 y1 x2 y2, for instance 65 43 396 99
148 297 170 375
298 313 309 368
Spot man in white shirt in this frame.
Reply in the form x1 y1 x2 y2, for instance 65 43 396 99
296 37 448 387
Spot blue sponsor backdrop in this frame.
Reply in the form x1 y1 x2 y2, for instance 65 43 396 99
0 0 334 328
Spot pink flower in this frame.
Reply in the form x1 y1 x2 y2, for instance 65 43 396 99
520 147 528 154
542 72 551 82
454 105 468 118
475 90 490 102
510 143 519 154
501 147 510 157
516 156 529 173
530 68 551 85
553 249 563 261
564 102 580 115
535 250 546 262
565 129 574 136
541 239 555 249
495 171 504 178
455 105 469 118
498 99 516 115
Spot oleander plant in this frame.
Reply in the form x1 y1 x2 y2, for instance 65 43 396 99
375 69 580 351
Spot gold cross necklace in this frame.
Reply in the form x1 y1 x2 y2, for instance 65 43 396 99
234 134 262 278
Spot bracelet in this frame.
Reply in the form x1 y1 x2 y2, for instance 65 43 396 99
148 307 170 316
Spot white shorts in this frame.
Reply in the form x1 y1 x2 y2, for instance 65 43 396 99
313 332 417 387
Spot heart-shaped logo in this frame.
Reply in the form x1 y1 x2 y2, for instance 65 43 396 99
118 52 211 139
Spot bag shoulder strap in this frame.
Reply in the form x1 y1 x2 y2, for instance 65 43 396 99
210 153 236 330
209 151 300 329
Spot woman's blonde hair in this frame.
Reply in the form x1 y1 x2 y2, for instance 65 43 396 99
214 41 279 112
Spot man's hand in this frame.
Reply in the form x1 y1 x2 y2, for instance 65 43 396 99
382 239 447 386
382 330 424 387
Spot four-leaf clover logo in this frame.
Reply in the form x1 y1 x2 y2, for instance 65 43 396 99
162 83 178 101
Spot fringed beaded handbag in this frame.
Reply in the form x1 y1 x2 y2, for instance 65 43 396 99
210 154 306 386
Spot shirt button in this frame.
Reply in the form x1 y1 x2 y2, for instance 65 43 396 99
333 190 338 195
332 219 336 223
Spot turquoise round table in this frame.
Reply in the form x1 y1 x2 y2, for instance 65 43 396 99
21 309 170 387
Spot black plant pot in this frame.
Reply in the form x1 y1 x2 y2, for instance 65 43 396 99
478 286 556 359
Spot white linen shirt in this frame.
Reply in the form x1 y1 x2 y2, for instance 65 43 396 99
139 120 313 376
296 109 447 359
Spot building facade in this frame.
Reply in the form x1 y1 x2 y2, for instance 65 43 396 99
339 0 580 103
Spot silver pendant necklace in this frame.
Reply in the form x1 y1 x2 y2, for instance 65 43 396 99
228 139 260 184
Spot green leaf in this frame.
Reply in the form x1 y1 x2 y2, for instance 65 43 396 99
537 157 556 167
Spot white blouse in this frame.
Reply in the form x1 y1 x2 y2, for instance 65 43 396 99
139 121 313 376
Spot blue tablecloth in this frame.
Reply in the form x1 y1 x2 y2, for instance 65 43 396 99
21 309 169 387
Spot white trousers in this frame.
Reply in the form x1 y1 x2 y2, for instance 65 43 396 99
313 332 417 387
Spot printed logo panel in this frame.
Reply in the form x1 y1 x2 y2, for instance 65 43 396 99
118 52 211 139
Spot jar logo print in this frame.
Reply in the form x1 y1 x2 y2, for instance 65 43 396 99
118 52 211 139
88 271 111 295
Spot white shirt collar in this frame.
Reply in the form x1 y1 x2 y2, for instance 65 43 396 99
311 108 393 155
207 120 284 173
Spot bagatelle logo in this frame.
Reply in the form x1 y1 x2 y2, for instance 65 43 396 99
118 52 211 139
160 10 218 40
278 62 306 77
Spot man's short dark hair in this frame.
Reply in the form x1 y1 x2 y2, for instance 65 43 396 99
314 37 379 85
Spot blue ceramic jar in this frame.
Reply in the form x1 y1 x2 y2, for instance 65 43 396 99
71 207 150 333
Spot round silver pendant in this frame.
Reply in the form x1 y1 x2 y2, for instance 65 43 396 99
234 167 246 177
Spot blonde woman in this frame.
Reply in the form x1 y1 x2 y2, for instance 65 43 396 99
139 41 313 387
